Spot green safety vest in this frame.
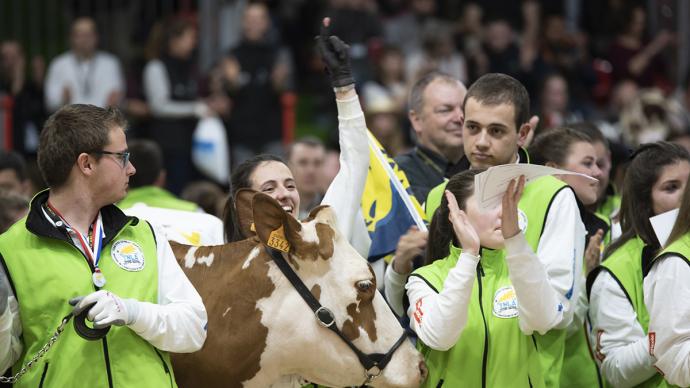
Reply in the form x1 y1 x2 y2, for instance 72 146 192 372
587 236 669 388
412 245 545 388
0 198 176 388
424 180 448 222
118 186 198 212
596 192 621 220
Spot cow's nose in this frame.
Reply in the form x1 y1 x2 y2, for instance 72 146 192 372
419 360 428 383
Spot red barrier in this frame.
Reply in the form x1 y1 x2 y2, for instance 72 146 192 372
281 92 297 146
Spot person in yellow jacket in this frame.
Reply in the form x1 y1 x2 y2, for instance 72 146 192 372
0 104 206 387
643 147 690 387
588 141 690 387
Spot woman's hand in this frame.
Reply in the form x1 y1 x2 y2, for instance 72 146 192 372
501 175 526 239
585 229 604 274
446 190 480 256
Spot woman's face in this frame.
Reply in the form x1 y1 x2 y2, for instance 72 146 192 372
249 161 301 218
651 160 690 215
464 193 504 249
558 141 602 206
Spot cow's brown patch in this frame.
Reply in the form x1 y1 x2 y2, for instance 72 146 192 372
235 189 258 238
311 284 321 301
341 264 378 343
171 239 276 388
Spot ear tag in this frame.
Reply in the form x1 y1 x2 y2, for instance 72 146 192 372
250 223 256 232
268 225 291 253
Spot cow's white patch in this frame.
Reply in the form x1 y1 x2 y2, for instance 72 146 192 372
243 247 261 270
493 286 519 318
197 253 214 267
184 246 199 268
111 240 145 271
222 307 231 317
300 221 319 244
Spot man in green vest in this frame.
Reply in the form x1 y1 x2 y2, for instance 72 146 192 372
0 104 207 387
118 139 201 212
386 73 587 387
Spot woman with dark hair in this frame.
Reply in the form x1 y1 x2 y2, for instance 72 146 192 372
407 170 570 387
588 141 690 386
222 22 370 257
143 18 210 195
528 127 606 388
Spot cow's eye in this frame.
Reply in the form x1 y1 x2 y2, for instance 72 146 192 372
356 280 374 293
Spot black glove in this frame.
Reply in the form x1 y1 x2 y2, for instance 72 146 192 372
316 21 354 88
0 269 9 313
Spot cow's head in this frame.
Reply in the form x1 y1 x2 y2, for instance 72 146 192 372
250 192 426 387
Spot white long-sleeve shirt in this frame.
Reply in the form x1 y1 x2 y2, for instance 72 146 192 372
45 51 124 111
143 59 206 118
589 271 657 387
644 255 690 387
321 93 371 258
0 221 207 373
406 225 581 350
388 187 585 322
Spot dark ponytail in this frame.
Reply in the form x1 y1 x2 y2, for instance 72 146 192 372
224 154 287 242
426 169 483 265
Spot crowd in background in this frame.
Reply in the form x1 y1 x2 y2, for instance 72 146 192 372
0 0 689 223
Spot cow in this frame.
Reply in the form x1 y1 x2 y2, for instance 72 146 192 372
170 190 426 387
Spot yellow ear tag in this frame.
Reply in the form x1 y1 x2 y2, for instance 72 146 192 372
250 223 256 232
268 225 291 252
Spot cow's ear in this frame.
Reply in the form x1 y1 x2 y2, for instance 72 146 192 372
235 189 257 237
252 193 302 253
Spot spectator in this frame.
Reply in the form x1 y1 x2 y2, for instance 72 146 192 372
394 71 466 202
143 18 210 195
384 0 439 55
405 21 468 84
364 92 409 157
536 72 584 131
607 5 673 90
44 17 124 112
362 44 407 115
0 190 28 234
221 2 292 165
0 104 206 386
0 40 46 156
181 181 226 218
0 150 31 196
287 137 326 219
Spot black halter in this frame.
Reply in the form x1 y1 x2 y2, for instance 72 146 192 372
266 247 409 385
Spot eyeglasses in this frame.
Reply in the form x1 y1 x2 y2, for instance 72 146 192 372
92 150 130 168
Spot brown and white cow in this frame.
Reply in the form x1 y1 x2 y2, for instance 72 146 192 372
170 191 425 387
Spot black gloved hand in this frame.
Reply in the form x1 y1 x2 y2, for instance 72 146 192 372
315 18 354 88
0 269 9 314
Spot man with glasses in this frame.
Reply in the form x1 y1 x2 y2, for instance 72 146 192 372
0 104 207 386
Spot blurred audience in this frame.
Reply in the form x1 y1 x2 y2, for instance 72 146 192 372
181 180 226 218
287 137 326 219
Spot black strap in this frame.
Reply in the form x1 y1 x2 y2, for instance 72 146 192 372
266 247 408 375
73 303 110 341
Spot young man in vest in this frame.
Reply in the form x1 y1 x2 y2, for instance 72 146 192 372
0 104 207 387
387 73 586 387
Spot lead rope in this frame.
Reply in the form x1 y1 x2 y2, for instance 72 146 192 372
0 313 73 384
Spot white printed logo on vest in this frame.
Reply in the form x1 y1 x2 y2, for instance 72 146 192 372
517 209 528 233
111 240 146 271
493 286 519 318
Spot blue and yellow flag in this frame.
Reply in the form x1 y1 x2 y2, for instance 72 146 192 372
362 131 427 262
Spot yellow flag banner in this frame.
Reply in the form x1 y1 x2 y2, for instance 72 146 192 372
362 131 427 261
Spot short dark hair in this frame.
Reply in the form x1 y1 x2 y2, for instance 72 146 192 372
0 151 27 181
464 73 530 131
224 154 287 242
286 137 325 162
0 190 28 233
409 71 462 114
528 127 593 167
569 122 608 147
38 104 127 189
128 139 164 188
